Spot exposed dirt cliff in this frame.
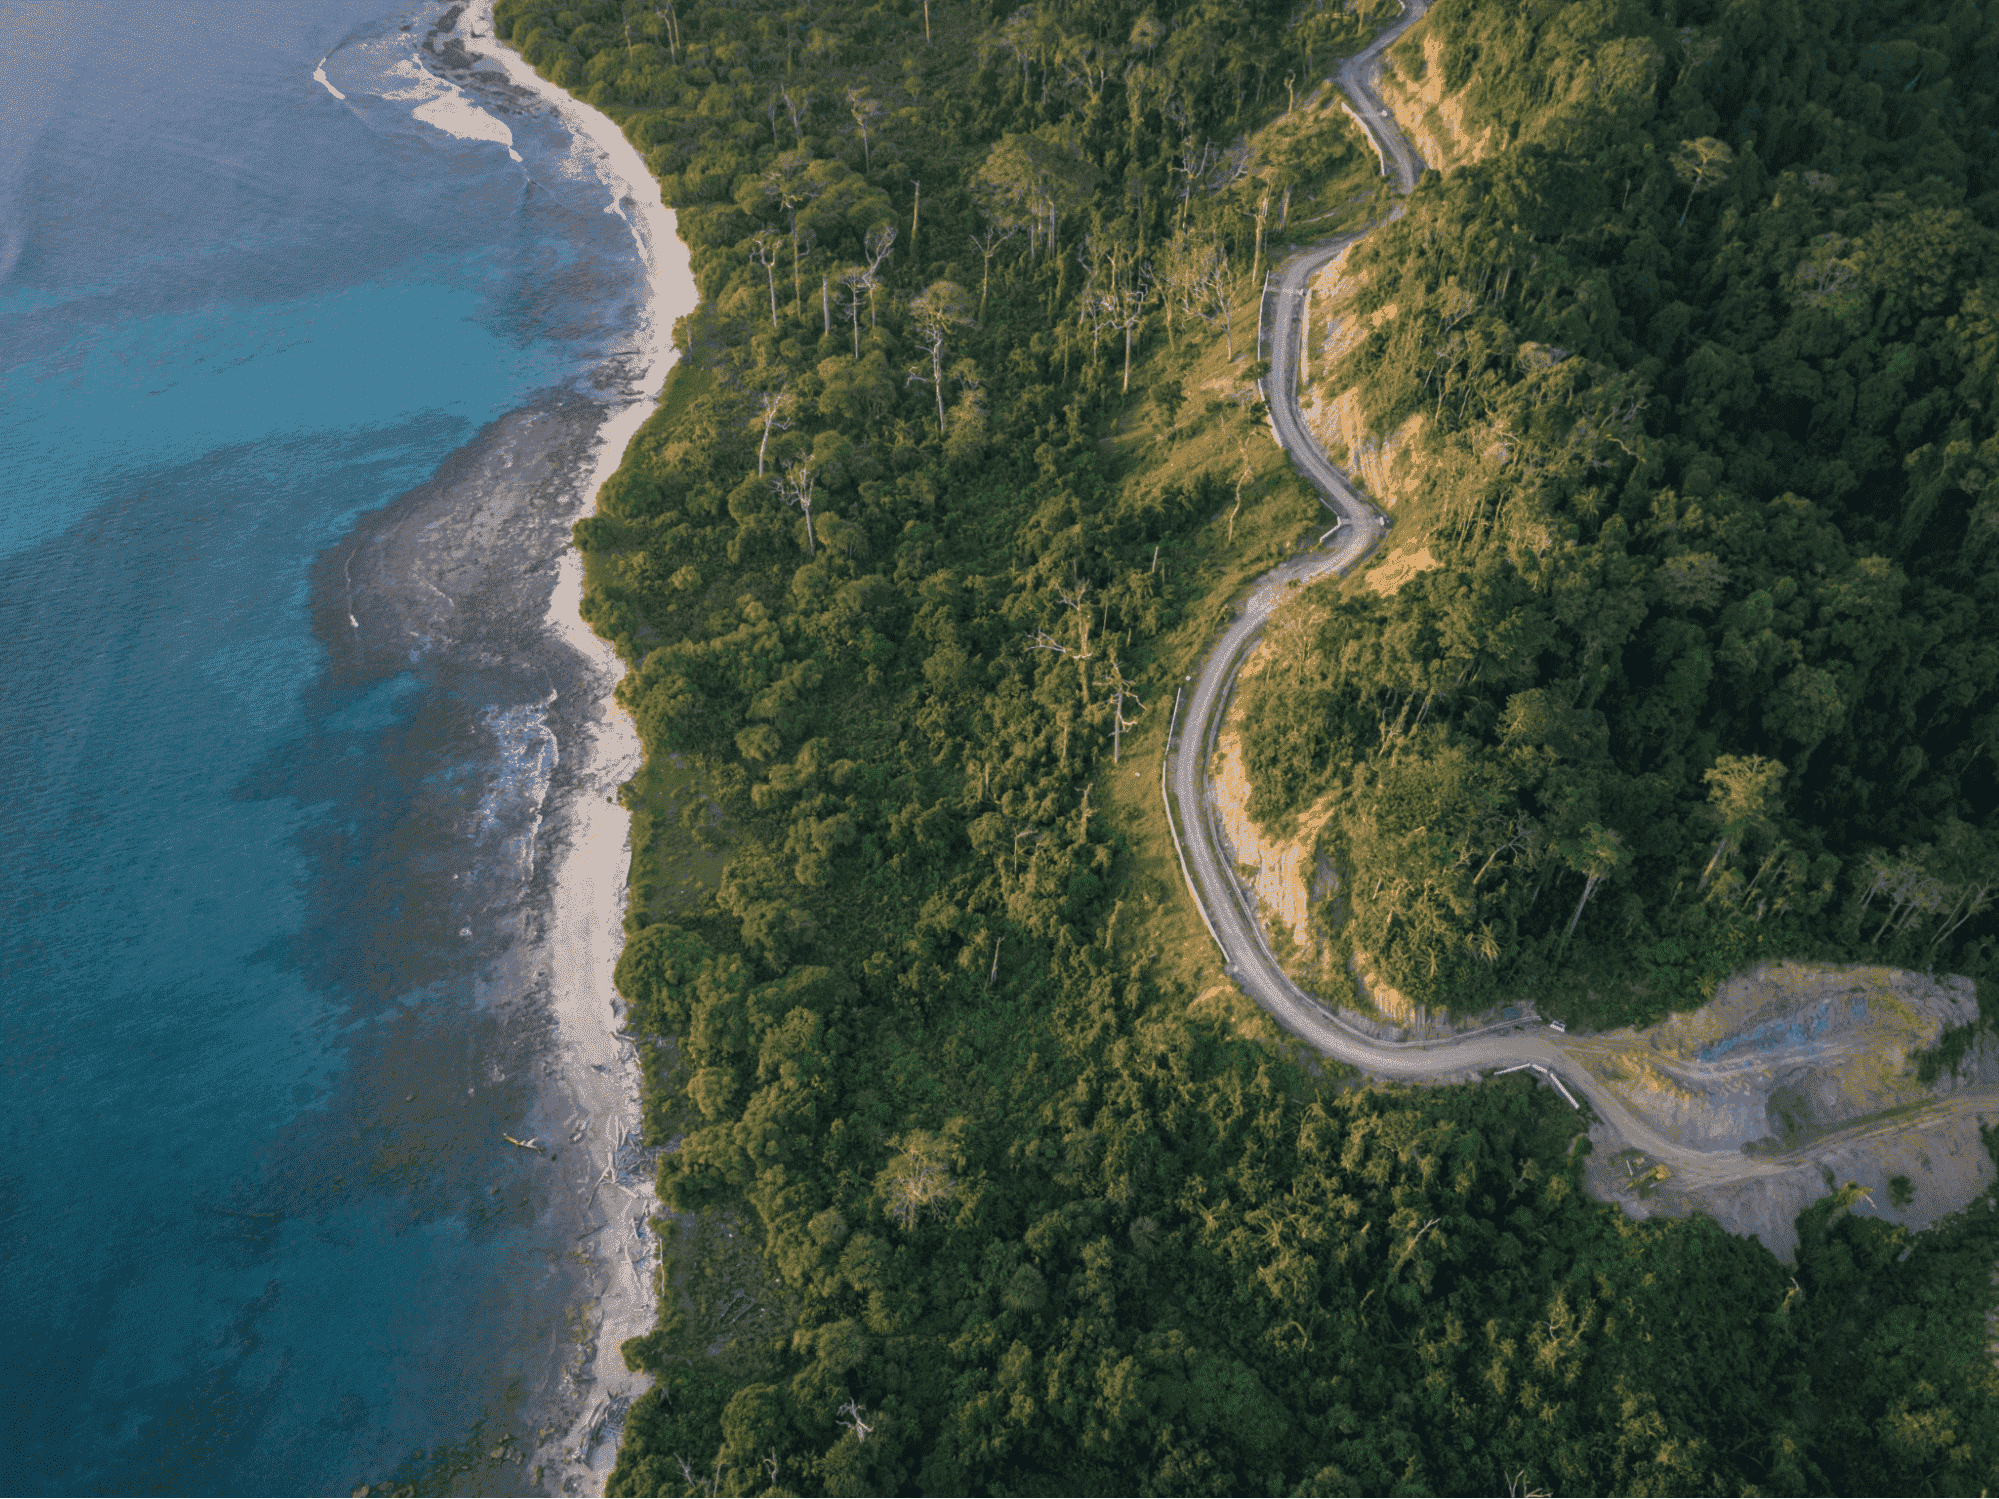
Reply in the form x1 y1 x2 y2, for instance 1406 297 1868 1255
1375 26 1502 172
1295 245 1429 514
1208 715 1341 986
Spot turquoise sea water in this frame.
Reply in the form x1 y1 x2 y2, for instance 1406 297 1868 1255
0 4 646 1490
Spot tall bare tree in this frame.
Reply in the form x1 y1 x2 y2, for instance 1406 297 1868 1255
845 86 883 172
1055 35 1119 127
1244 185 1273 291
906 281 975 430
971 219 1017 316
1165 230 1236 358
753 388 792 476
971 133 1098 262
747 228 783 327
1098 259 1154 393
1094 655 1143 763
774 457 819 555
1028 573 1097 705
861 222 897 325
1226 437 1254 542
761 152 820 311
654 0 681 61
779 85 811 144
836 268 867 356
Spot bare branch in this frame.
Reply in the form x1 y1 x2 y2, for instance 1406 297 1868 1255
837 1399 876 1444
753 387 792 476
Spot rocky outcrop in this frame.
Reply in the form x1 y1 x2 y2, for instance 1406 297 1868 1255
1351 952 1434 1031
1593 1106 1998 1265
1309 391 1426 506
1209 636 1513 1037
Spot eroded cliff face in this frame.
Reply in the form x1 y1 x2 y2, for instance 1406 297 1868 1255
1350 951 1441 1031
1296 245 1429 510
1210 638 1483 1034
1207 653 1342 986
1375 27 1502 173
1312 389 1427 505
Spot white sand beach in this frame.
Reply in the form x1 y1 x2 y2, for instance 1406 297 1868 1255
456 1 696 1488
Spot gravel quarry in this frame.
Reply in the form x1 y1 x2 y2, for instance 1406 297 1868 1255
1576 963 1999 1260
1574 963 1981 1155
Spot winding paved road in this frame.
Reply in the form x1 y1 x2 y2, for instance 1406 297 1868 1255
1159 3 1989 1197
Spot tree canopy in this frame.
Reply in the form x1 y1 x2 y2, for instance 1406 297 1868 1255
1242 0 1999 1023
495 0 1999 1489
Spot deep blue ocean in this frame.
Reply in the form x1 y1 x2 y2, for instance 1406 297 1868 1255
0 3 653 1491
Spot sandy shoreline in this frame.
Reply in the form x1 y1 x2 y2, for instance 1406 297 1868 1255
447 1 695 1489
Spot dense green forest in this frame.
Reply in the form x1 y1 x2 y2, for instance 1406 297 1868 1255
1240 0 1999 1024
493 0 1999 1490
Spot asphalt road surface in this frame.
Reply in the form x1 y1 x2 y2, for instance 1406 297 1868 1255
1159 2 1980 1195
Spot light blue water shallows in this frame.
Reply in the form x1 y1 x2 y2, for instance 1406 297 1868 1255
0 4 641 1491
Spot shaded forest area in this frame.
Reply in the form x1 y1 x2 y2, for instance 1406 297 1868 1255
1240 0 1999 1025
494 0 1999 1490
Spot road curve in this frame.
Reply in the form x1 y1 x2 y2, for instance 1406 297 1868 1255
1161 3 1975 1192
1168 0 1595 1097
1336 0 1432 194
